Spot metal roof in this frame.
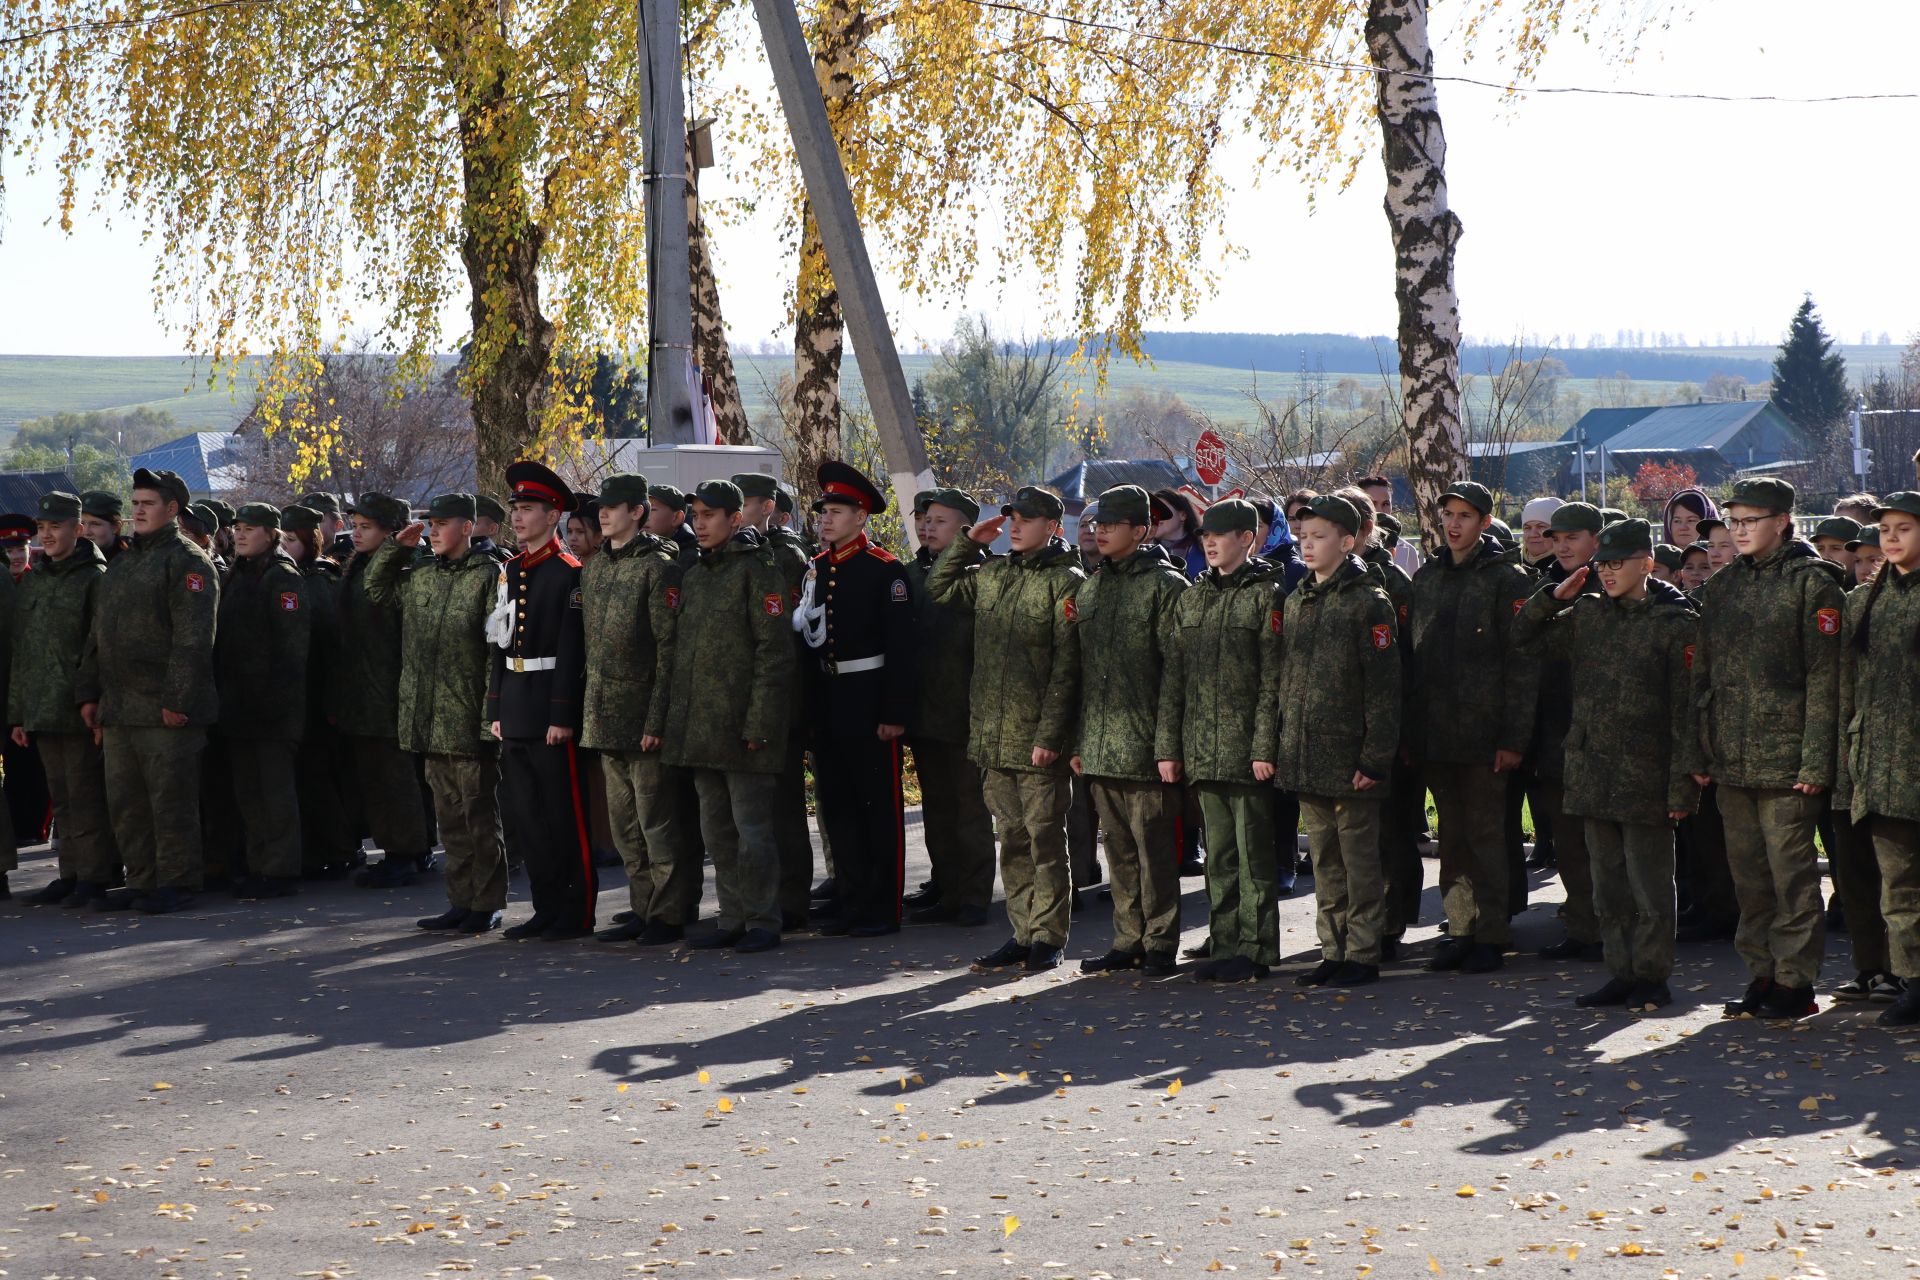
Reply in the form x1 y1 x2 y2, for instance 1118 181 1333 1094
129 432 247 495
1045 458 1194 505
1559 406 1657 445
1597 401 1799 454
0 469 80 517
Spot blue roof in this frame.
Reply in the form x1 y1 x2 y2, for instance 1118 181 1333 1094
1045 457 1193 505
129 432 245 495
1599 401 1800 454
1560 406 1657 445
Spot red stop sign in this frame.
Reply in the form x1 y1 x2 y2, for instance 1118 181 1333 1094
1193 429 1227 486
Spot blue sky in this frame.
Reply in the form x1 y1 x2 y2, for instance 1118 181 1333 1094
1 0 1915 356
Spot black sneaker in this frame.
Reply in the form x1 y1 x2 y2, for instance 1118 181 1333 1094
1080 949 1143 974
234 876 299 901
1189 957 1227 982
1142 950 1178 976
502 914 553 940
417 906 467 930
1426 937 1472 972
1183 938 1213 960
94 887 139 912
1875 983 1920 1027
1723 977 1773 1018
1540 936 1597 962
902 882 941 910
596 919 648 942
1832 970 1883 1002
973 938 1030 970
688 927 745 950
1870 974 1906 1003
458 909 503 934
810 878 837 902
1757 983 1817 1021
1330 961 1380 987
816 915 855 936
1209 955 1269 983
1574 977 1637 1008
1460 943 1505 974
638 921 684 945
26 877 75 906
909 901 957 925
134 887 194 914
1627 981 1673 1011
611 909 638 924
735 928 781 954
1294 959 1340 987
61 881 108 909
1024 943 1063 972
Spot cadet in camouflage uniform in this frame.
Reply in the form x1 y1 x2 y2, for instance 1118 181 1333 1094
1069 484 1187 976
1409 481 1540 974
279 504 360 877
1692 477 1844 1021
1515 519 1701 1011
578 474 693 945
76 468 219 913
660 480 795 953
736 471 817 926
335 492 435 885
215 504 311 899
10 492 117 906
1277 496 1402 987
904 488 997 928
1161 499 1283 982
364 493 512 933
929 485 1084 973
1839 492 1920 1025
646 484 699 556
1829 521 1897 1005
79 490 131 561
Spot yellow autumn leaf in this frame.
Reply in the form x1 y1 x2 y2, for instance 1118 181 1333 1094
1455 1185 1477 1197
151 1082 172 1091
697 1070 710 1085
716 1097 733 1114
1733 1252 1744 1265
1691 1172 1707 1182
1428 1255 1442 1273
1798 1096 1819 1111
92 1190 109 1203
1620 1242 1645 1256
1003 1214 1020 1238
615 1083 628 1093
1166 1079 1183 1098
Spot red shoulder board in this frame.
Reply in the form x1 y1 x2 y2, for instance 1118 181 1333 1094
1270 609 1283 634
1511 597 1526 615
557 550 582 569
1062 597 1077 621
764 592 784 617
1683 643 1696 670
665 586 680 610
864 544 899 564
1371 623 1393 650
280 590 300 612
1815 607 1840 635
184 571 206 593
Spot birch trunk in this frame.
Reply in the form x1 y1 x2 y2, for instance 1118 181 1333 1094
1366 0 1465 548
686 138 749 445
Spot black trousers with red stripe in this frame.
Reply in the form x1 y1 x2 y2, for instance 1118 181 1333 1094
814 733 905 929
499 738 598 930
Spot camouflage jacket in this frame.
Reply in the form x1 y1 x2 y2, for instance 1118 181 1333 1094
1527 556 1604 780
215 549 310 740
76 523 220 727
1514 575 1702 823
766 525 813 721
1161 559 1282 784
328 544 404 739
362 538 507 757
1360 541 1414 642
579 532 678 752
9 539 106 733
926 534 1083 774
659 530 795 774
1839 570 1920 823
1408 533 1540 765
903 543 985 744
1692 539 1845 791
1072 546 1186 781
1274 557 1401 798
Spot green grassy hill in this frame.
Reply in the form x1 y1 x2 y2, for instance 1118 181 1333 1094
0 355 259 439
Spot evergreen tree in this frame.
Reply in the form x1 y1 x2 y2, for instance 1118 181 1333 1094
1771 295 1852 432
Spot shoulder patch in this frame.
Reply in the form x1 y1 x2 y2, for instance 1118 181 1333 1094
890 578 908 603
1816 606 1840 635
1683 643 1696 670
764 592 784 617
280 590 300 612
569 587 583 610
1062 597 1077 621
1270 608 1283 634
1371 622 1393 650
1511 597 1526 615
185 571 205 593
558 550 582 569
665 586 680 610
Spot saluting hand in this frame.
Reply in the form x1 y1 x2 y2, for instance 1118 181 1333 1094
967 515 1006 546
397 521 426 548
1552 566 1590 601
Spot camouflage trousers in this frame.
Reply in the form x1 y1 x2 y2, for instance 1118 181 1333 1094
1871 815 1920 980
1536 777 1596 944
981 768 1073 949
602 750 700 926
1300 793 1385 965
1087 776 1181 955
1195 781 1278 966
1718 785 1825 989
38 731 118 885
226 736 302 879
911 738 996 912
690 768 782 935
1427 761 1511 946
1583 818 1676 983
425 752 507 914
103 725 205 892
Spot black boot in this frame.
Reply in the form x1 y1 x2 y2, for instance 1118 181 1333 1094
459 909 503 934
26 877 75 906
973 938 1029 970
1574 977 1637 1008
1722 976 1773 1019
1329 961 1379 987
1294 959 1340 987
417 906 467 931
502 913 553 941
1627 981 1673 1011
1080 949 1142 975
1876 982 1920 1028
1757 983 1817 1021
596 919 648 942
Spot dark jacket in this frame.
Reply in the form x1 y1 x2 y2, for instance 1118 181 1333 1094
1072 545 1186 781
1407 533 1540 765
1274 557 1401 797
486 539 587 739
926 533 1083 774
808 533 917 737
660 530 795 773
1527 555 1603 779
1692 539 1845 791
329 546 403 738
9 539 106 734
1514 575 1702 822
214 549 310 740
579 533 678 752
904 542 984 744
76 523 220 727
365 538 505 757
1161 559 1282 784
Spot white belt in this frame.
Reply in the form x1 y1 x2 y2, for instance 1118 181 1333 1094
506 656 558 673
821 655 885 675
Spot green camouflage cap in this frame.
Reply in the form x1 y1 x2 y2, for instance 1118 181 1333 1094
1302 493 1363 537
1000 485 1065 521
1548 501 1603 534
233 501 281 530
1199 497 1257 535
474 494 507 523
731 472 780 501
1599 507 1629 526
1438 480 1493 516
919 487 980 523
346 491 408 531
1849 526 1882 551
691 479 743 513
1653 542 1685 572
649 483 688 513
600 473 648 509
775 483 796 515
183 503 221 536
1374 510 1403 548
280 504 322 534
1726 476 1795 513
204 498 236 529
131 467 191 512
298 491 341 515
426 493 477 521
1594 517 1653 559
80 490 124 521
1812 515 1863 542
1094 484 1151 526
1869 491 1920 523
37 491 82 521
